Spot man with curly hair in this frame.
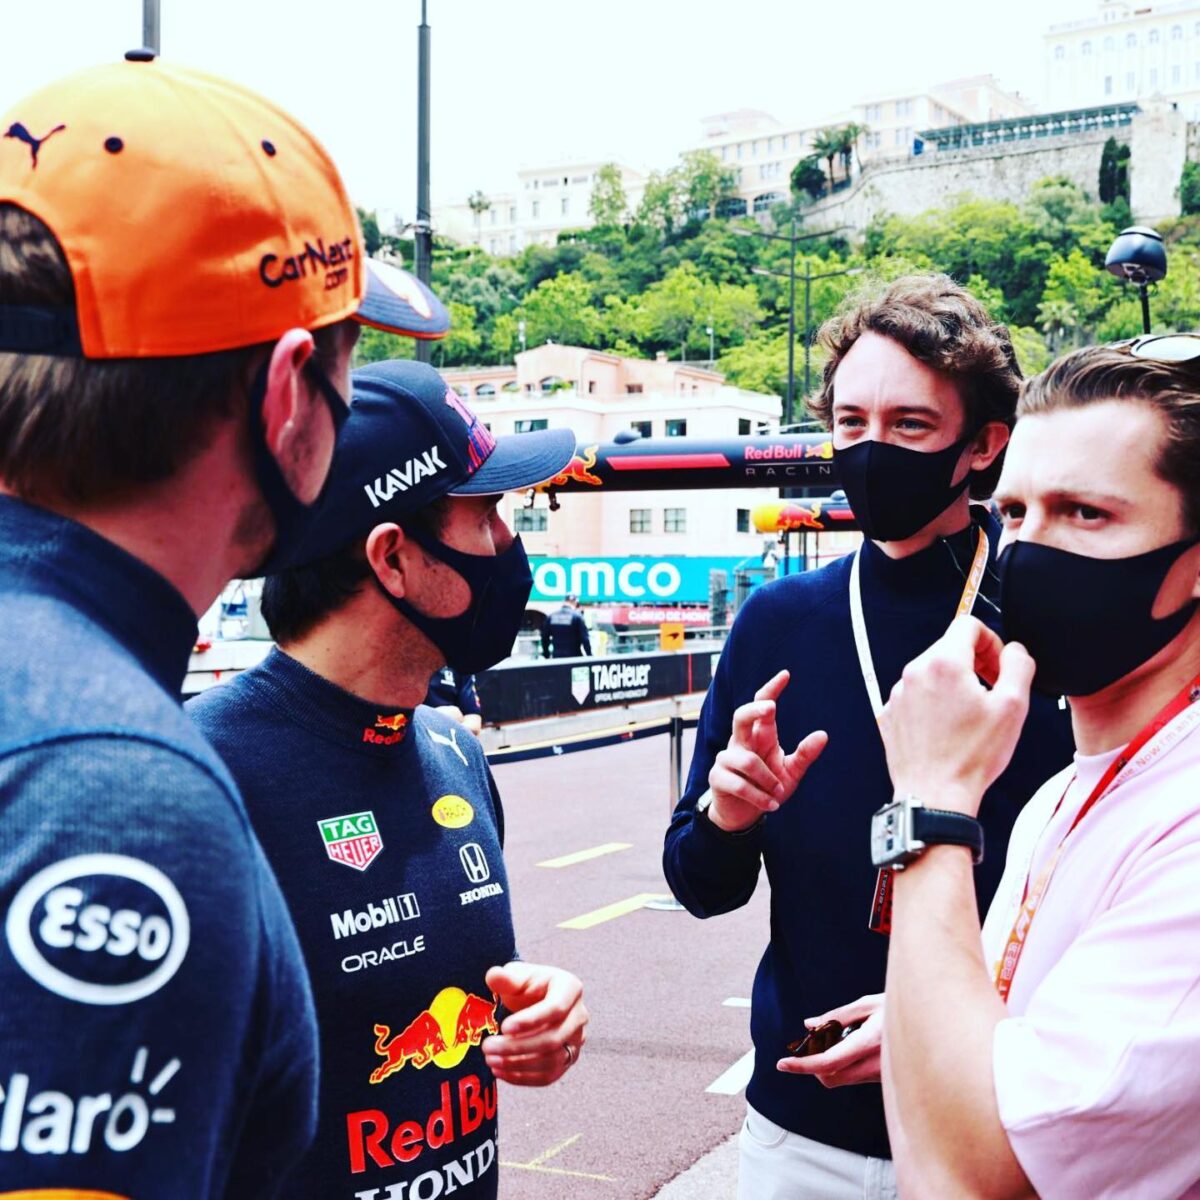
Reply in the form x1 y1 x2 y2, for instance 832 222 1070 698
664 275 1073 1198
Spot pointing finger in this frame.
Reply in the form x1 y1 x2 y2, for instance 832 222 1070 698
753 670 790 704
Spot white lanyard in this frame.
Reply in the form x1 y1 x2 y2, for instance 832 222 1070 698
849 525 990 718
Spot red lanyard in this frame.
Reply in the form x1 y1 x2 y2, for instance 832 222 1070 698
994 671 1200 1002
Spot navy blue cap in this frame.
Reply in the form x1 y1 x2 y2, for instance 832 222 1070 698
294 359 576 562
357 259 450 340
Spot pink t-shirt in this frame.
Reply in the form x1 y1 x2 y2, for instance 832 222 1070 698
980 715 1200 1200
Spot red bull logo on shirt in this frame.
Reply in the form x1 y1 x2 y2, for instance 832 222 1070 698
370 988 499 1084
363 712 409 746
318 810 383 871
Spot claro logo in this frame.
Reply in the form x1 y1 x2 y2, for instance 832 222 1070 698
5 855 190 1005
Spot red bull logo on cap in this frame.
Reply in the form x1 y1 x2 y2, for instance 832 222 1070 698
370 987 499 1084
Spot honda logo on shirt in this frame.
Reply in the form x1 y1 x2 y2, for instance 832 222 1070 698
459 843 490 885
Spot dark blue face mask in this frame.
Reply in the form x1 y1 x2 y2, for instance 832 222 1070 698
378 519 534 675
999 536 1200 697
246 355 349 577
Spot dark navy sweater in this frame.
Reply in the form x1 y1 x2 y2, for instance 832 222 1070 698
663 515 1073 1160
189 649 517 1200
0 498 317 1198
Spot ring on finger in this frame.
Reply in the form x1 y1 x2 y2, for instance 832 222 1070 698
564 1042 576 1066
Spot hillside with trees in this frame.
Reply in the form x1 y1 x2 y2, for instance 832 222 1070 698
356 144 1200 402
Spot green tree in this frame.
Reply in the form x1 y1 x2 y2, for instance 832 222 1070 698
354 325 415 367
677 150 738 222
638 262 761 357
1181 161 1200 217
1099 138 1131 205
513 273 600 347
467 190 490 245
435 301 483 367
812 127 843 193
356 206 382 257
635 169 682 237
1009 325 1053 377
840 123 868 178
791 155 827 202
589 163 629 227
718 331 790 398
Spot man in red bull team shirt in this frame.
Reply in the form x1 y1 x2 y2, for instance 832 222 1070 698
189 360 587 1200
0 55 448 1199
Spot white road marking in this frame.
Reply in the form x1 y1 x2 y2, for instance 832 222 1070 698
706 1049 755 1095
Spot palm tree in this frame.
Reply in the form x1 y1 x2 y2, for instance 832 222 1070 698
467 189 490 247
839 123 868 179
811 128 843 194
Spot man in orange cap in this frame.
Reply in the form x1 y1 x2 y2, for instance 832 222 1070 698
0 53 447 1198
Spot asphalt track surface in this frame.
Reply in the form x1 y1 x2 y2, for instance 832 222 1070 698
491 729 769 1199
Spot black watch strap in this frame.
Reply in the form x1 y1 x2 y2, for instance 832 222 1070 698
912 807 984 865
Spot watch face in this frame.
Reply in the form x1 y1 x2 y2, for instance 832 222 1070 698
871 801 906 867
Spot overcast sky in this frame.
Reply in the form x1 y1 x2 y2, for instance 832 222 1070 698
3 0 1087 223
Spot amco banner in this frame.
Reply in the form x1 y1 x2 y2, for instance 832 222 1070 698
529 556 749 604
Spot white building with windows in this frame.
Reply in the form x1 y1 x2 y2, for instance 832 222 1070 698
686 79 1032 218
435 161 645 254
440 345 782 593
1044 0 1200 116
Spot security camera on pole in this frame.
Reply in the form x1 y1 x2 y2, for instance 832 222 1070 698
1105 225 1167 334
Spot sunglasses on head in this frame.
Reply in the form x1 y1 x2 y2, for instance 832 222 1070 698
1116 333 1200 363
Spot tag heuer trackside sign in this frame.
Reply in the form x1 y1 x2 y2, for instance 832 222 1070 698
318 810 383 871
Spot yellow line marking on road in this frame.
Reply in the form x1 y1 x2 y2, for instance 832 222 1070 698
558 893 671 930
502 1132 618 1182
530 1133 580 1165
538 842 632 869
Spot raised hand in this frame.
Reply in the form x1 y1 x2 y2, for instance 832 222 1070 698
707 669 828 832
878 616 1034 818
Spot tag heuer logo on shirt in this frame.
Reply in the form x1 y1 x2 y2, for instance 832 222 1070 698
318 811 383 872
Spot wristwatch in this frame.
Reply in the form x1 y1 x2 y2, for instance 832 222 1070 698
870 793 984 870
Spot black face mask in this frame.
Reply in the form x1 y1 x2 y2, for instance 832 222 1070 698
999 537 1200 697
248 357 349 577
379 520 534 675
834 433 974 542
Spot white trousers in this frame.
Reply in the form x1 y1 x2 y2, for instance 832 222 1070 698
737 1104 898 1200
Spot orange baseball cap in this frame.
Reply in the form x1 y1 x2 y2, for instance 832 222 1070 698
0 52 448 358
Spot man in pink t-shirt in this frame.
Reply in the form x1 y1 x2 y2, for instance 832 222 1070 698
854 339 1200 1198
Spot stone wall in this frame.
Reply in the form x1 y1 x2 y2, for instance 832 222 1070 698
803 105 1185 230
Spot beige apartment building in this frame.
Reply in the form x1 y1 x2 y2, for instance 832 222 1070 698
435 160 645 255
689 78 1032 217
1044 0 1200 116
858 75 1034 157
441 344 783 610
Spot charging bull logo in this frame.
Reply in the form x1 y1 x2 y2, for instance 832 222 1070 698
777 502 825 531
536 445 602 490
370 988 499 1084
804 441 833 459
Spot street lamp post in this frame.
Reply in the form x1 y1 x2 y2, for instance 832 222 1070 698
414 0 433 365
735 218 849 427
751 259 862 426
142 0 160 52
707 321 715 368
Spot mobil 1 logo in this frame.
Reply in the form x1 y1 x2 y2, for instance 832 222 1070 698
5 854 190 1005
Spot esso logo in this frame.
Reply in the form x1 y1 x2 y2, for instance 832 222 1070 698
5 854 190 1005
